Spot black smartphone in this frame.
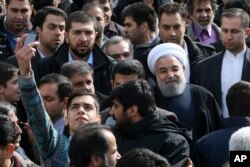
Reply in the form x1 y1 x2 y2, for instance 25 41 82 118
23 31 37 46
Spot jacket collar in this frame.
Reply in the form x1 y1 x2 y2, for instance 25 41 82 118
221 116 250 129
54 43 110 70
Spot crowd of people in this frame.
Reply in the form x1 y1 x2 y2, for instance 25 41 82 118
0 0 250 167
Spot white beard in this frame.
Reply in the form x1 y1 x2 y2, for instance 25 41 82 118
157 76 186 97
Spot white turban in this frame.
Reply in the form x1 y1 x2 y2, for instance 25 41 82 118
147 43 188 74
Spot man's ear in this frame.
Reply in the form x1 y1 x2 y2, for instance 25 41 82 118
5 144 15 159
30 4 34 12
245 28 250 37
90 154 102 167
95 31 99 40
189 12 194 21
128 105 142 122
36 26 41 33
63 97 68 110
127 105 138 118
65 32 69 43
65 113 68 125
140 22 148 32
96 114 101 123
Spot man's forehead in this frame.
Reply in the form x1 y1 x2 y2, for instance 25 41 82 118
124 16 135 23
92 0 110 4
45 14 66 23
7 0 31 6
71 72 93 80
159 13 185 23
71 95 96 104
70 22 95 31
156 56 183 66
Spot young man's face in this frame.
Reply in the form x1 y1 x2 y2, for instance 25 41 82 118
66 95 100 135
159 13 186 47
65 22 97 59
39 83 65 123
221 16 249 55
37 14 65 54
92 0 112 25
5 0 33 34
86 7 106 32
123 16 144 45
109 98 132 131
0 75 20 103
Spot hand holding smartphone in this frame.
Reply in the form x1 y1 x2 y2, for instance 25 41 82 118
23 31 37 46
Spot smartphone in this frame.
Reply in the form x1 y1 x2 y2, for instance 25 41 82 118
23 32 37 46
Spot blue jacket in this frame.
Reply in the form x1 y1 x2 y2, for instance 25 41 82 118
194 116 250 167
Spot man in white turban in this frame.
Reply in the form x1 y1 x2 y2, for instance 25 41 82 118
148 43 221 141
147 43 190 83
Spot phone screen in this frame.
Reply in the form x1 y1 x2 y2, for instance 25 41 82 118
23 33 37 46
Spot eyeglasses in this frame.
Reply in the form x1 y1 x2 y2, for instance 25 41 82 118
110 52 131 59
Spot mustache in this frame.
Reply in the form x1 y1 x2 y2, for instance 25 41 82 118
165 77 178 83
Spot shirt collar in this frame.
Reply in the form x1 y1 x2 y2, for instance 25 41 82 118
193 23 212 37
225 47 246 59
37 49 45 59
147 34 157 44
68 51 94 67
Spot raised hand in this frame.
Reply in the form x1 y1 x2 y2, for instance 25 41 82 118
15 34 39 77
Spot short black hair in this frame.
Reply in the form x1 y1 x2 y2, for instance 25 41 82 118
6 0 32 5
111 79 156 117
32 0 54 11
112 59 145 80
0 62 18 87
159 2 185 21
34 6 67 29
39 73 72 102
69 123 112 167
0 115 17 148
226 81 250 117
221 8 250 28
117 148 170 167
225 0 250 16
121 2 157 32
66 11 99 32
